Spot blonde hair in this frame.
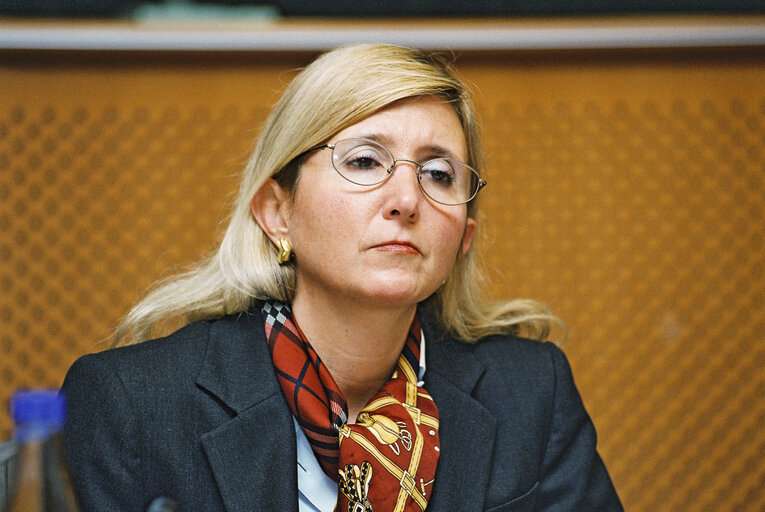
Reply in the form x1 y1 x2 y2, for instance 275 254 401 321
115 44 558 345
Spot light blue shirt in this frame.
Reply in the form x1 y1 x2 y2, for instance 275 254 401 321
295 416 339 512
295 332 427 512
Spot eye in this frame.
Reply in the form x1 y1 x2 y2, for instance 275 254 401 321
421 159 456 186
346 155 381 171
335 144 389 173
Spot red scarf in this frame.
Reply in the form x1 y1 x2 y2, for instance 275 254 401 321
262 301 440 511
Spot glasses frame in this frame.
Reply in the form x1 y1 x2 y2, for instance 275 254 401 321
298 137 487 206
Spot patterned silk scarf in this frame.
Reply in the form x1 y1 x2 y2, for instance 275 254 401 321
261 301 440 512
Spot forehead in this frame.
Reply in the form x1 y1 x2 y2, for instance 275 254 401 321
331 96 468 160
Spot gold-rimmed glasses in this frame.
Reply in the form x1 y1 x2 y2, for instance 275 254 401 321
301 137 486 206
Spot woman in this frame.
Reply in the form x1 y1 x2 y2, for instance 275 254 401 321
62 44 622 512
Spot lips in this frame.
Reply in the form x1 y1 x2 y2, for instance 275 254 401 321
371 240 421 255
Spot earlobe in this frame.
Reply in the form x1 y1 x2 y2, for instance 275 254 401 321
461 218 477 256
250 179 291 243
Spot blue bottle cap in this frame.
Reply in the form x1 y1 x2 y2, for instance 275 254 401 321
11 389 67 429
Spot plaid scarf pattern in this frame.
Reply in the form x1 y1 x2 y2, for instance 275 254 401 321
262 301 440 512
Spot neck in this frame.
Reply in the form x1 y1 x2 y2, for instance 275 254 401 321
291 289 416 422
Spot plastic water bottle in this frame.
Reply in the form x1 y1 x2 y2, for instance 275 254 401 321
6 389 80 512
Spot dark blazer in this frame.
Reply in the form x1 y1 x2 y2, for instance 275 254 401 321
61 304 622 512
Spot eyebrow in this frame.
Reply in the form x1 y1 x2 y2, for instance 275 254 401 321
355 133 460 161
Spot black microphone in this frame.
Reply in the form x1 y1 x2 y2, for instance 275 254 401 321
146 497 181 512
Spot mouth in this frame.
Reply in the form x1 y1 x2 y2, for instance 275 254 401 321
372 240 421 255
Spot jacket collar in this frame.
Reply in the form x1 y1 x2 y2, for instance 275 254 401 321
195 307 298 512
195 309 279 413
194 301 496 512
420 304 497 512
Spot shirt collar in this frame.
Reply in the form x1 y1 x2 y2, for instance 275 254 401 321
417 329 426 386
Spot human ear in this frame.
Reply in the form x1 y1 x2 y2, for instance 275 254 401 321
460 218 477 256
250 179 291 243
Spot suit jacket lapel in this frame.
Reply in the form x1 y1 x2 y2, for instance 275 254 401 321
423 316 497 512
196 309 299 512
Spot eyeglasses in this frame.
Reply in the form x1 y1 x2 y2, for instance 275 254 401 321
301 137 486 206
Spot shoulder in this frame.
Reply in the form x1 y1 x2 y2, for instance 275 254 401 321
471 335 580 423
63 311 259 401
66 318 213 384
473 335 583 419
446 333 567 394
471 334 561 372
419 297 563 390
60 320 211 429
429 332 584 448
426 330 570 431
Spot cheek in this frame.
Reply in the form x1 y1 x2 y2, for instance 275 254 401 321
439 230 465 261
436 208 469 244
290 191 360 254
428 213 469 263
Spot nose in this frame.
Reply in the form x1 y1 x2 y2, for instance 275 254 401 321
381 159 423 222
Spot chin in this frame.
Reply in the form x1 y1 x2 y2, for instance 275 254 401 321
359 276 435 307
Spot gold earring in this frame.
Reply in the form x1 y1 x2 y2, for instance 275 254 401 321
277 238 292 265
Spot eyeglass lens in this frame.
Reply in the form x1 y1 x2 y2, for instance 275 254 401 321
330 138 482 205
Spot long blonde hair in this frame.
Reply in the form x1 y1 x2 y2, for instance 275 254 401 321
115 44 557 345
